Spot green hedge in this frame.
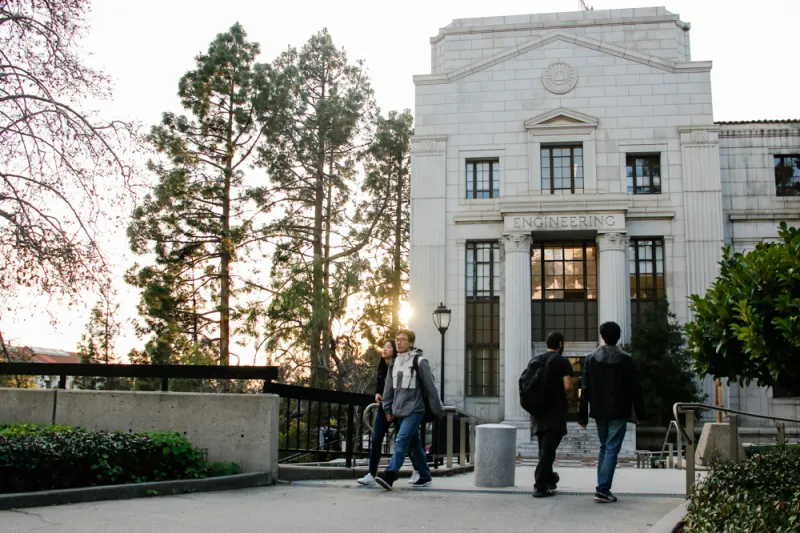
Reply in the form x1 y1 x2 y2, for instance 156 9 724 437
0 423 240 494
683 446 800 532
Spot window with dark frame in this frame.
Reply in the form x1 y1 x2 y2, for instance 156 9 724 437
773 155 800 197
629 238 665 327
465 160 500 199
540 145 583 193
531 242 598 343
626 154 662 195
465 242 500 397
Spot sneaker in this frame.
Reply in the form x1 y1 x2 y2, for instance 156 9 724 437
407 470 420 484
357 473 376 486
533 489 554 498
411 478 432 488
375 471 397 491
593 491 618 503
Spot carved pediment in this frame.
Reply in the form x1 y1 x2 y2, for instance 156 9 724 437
524 108 599 130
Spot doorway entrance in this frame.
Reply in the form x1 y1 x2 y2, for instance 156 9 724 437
530 241 598 343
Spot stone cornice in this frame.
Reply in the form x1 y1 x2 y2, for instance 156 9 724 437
728 210 800 222
415 30 710 86
524 107 600 130
430 15 690 44
500 194 629 214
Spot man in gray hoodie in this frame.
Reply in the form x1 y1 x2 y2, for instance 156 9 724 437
376 329 445 490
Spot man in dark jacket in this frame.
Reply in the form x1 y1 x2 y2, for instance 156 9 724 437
531 332 573 498
579 321 646 503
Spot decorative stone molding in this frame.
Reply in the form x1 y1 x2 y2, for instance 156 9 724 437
542 62 578 94
412 135 447 157
678 125 719 145
597 232 628 252
501 233 533 254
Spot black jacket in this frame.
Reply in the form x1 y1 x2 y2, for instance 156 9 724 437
376 358 389 397
578 345 646 425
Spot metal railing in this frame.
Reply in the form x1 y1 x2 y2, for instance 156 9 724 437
672 402 800 497
0 362 278 392
363 403 482 469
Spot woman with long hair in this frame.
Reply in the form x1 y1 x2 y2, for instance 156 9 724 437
357 339 419 485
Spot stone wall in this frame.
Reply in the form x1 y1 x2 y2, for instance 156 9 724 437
0 389 279 481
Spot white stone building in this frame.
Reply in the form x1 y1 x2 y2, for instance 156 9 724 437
407 6 800 454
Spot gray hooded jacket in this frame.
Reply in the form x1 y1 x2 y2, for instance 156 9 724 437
382 348 445 419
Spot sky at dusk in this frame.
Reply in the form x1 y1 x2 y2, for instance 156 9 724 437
4 0 798 360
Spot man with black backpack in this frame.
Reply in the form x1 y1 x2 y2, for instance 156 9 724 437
376 329 444 491
520 332 573 498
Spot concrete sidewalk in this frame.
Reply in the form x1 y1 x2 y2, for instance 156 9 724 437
1 483 682 533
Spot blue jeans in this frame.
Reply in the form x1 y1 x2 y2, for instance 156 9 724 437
595 418 628 493
386 412 431 481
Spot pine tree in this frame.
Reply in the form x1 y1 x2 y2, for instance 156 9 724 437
357 110 412 343
256 29 380 388
75 290 129 390
128 23 284 366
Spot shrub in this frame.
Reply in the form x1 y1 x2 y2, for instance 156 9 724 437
683 446 800 532
0 423 240 493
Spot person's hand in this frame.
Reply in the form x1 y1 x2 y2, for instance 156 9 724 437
375 393 382 403
636 419 641 425
386 414 394 422
579 424 587 430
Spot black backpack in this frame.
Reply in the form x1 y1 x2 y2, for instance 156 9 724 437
519 352 555 416
410 354 439 423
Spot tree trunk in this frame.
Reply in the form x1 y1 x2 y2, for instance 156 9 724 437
219 83 234 366
391 159 403 337
309 75 328 388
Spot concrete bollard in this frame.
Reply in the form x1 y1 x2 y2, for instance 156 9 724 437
474 424 516 488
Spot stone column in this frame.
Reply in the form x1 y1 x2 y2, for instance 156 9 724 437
596 232 630 343
501 233 532 427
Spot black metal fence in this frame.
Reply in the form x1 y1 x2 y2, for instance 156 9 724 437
0 363 473 469
0 362 277 391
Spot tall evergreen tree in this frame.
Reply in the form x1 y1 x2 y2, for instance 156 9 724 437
357 110 412 343
256 29 380 388
128 23 284 366
75 288 130 390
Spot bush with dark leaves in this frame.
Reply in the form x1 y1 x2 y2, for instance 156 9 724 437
0 423 240 493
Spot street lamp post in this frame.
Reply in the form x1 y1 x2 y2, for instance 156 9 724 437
432 302 451 402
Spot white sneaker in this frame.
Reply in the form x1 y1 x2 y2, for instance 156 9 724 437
357 473 376 486
407 470 420 484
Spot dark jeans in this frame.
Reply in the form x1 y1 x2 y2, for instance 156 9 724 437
368 408 417 476
595 418 628 493
534 430 564 491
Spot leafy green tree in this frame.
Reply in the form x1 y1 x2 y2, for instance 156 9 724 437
685 222 800 395
357 110 412 344
128 23 284 366
256 29 380 388
623 301 704 425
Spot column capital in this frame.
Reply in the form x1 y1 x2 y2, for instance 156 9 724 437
501 233 532 254
596 232 628 252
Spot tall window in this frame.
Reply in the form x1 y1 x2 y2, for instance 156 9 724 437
629 239 665 327
626 154 661 194
531 242 598 342
465 242 500 397
541 146 583 193
466 160 500 199
774 155 800 197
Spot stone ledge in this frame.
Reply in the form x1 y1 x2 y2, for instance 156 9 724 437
0 472 272 511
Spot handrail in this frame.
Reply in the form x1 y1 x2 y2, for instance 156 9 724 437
362 403 484 433
672 402 800 446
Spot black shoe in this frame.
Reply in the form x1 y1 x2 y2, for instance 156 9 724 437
375 471 397 491
593 490 617 503
533 489 554 498
411 478 432 488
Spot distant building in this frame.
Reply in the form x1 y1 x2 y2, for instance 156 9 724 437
3 346 81 389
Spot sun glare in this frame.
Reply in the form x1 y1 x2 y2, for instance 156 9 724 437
399 301 412 325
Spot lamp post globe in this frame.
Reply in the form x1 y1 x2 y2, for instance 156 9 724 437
432 302 451 402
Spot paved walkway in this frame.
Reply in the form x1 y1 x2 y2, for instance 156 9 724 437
1 467 686 533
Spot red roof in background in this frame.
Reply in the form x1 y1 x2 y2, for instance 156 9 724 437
3 346 82 364
29 352 81 364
